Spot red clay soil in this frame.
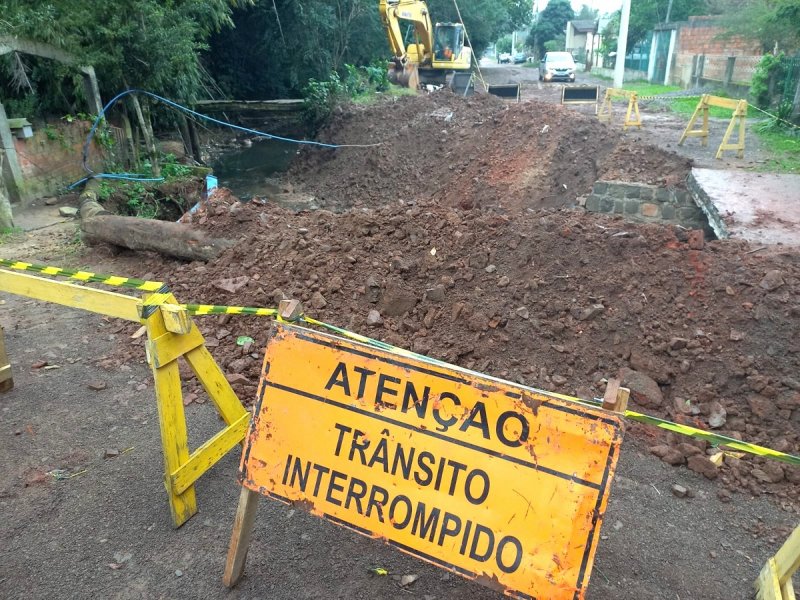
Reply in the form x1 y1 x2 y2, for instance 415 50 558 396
103 190 800 509
288 91 692 212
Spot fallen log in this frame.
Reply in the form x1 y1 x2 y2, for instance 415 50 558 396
78 178 233 262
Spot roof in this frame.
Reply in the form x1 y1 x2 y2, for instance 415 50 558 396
569 20 597 33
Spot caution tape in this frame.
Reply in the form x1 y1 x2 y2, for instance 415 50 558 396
0 258 164 291
617 409 800 467
2 258 799 467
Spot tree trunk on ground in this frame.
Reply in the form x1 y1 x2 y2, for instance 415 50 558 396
130 95 161 177
78 179 232 262
0 183 13 231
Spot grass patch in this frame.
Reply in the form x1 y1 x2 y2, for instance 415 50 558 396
0 226 24 244
522 62 537 68
754 128 800 173
351 85 417 104
619 81 681 97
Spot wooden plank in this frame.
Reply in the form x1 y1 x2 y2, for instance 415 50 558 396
0 269 142 322
774 524 800 586
756 558 782 600
160 304 192 334
0 326 13 393
184 344 248 426
171 413 250 494
223 486 260 587
146 326 205 369
706 95 741 110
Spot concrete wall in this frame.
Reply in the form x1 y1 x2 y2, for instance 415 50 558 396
584 181 710 232
670 16 762 88
11 119 92 201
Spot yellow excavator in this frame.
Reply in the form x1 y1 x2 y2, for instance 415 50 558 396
379 0 472 88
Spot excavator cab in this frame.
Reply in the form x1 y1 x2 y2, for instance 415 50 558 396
433 23 464 61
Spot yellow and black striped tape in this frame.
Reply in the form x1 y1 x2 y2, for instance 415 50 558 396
2 257 799 467
0 258 165 291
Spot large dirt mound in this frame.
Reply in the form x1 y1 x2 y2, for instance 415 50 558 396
288 91 692 212
112 193 799 507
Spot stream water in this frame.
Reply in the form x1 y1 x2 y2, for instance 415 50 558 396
210 138 298 199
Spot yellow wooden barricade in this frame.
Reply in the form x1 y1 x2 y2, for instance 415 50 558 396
756 523 800 600
597 88 642 130
678 94 747 159
0 268 250 527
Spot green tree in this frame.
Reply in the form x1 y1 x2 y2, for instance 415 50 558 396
496 34 513 54
576 4 599 20
0 0 247 113
626 0 708 48
720 0 800 52
526 0 574 57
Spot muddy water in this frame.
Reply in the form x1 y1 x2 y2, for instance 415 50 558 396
211 138 298 199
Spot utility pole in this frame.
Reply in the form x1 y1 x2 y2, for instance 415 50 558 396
613 0 631 88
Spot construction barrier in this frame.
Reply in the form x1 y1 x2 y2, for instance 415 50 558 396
486 83 520 102
0 263 250 527
223 322 629 599
756 523 800 600
679 94 747 159
561 85 600 114
0 325 13 392
597 88 642 130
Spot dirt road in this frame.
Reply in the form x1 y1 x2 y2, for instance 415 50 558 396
0 73 797 599
0 287 796 600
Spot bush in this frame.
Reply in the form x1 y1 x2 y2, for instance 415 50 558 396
750 53 787 110
304 62 393 128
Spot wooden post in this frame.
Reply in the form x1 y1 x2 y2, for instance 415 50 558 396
186 118 203 165
0 100 26 205
223 486 260 587
0 325 13 393
603 378 630 413
121 110 138 170
130 95 161 177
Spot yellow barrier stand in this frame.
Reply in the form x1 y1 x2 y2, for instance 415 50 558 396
756 523 800 600
678 94 747 159
0 325 13 393
0 268 249 527
597 88 642 130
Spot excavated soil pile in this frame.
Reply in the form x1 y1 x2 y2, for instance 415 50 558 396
288 91 692 212
109 192 800 506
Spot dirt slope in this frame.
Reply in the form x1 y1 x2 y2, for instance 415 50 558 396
107 191 800 508
288 91 692 212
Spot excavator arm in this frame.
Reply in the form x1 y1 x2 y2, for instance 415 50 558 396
379 0 434 66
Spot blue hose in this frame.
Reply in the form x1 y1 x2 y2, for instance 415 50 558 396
73 89 375 189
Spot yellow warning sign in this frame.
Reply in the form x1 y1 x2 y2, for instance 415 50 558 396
240 324 624 599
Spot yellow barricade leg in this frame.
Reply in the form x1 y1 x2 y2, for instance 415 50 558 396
0 325 13 393
756 523 800 600
144 292 250 527
145 294 199 527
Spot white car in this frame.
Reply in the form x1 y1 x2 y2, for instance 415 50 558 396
498 53 512 64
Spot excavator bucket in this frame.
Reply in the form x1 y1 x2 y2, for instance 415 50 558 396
388 62 419 89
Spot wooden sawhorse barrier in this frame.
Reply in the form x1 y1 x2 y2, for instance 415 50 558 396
678 94 747 159
597 88 642 130
0 267 250 527
756 523 800 600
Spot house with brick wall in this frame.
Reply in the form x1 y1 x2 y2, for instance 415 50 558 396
647 16 762 88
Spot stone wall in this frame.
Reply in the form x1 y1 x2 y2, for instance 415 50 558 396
584 180 711 233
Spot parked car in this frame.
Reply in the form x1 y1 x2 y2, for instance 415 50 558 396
498 52 512 64
539 51 576 82
513 52 526 64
